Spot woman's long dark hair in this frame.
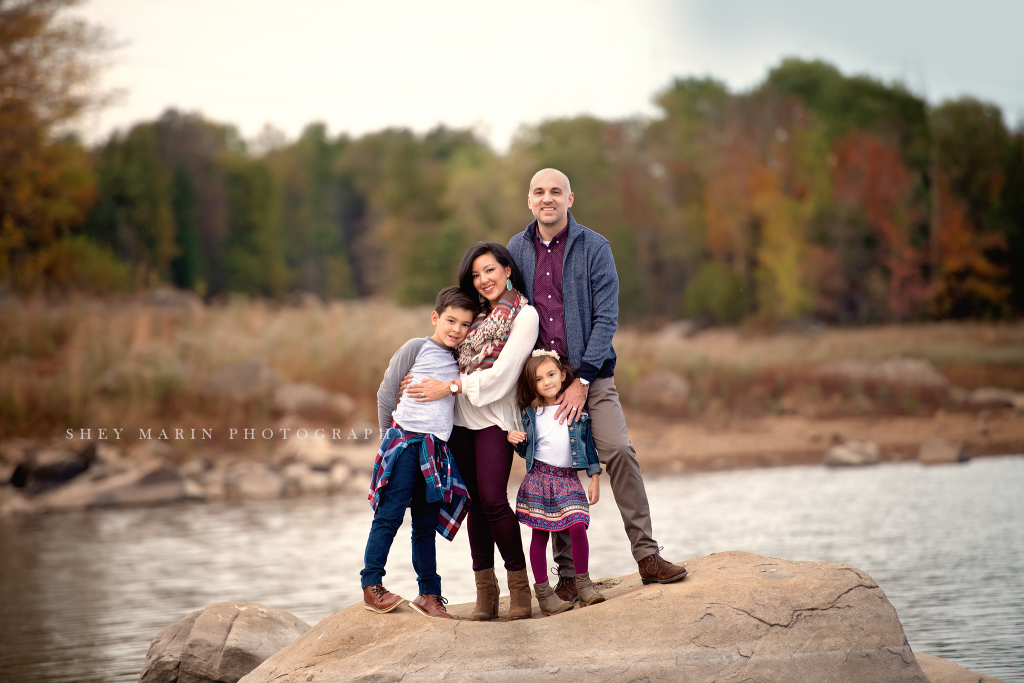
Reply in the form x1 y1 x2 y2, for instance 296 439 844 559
457 242 527 306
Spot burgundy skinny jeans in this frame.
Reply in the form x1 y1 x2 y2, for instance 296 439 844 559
449 425 526 572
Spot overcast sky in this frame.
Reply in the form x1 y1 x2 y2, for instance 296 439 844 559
76 0 1024 150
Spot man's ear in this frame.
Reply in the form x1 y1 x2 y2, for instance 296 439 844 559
566 192 574 208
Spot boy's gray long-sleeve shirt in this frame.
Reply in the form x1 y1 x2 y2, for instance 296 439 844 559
377 337 461 442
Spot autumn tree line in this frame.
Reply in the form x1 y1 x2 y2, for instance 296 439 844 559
3 2 1023 324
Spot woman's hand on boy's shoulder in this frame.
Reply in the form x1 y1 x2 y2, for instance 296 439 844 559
507 430 527 445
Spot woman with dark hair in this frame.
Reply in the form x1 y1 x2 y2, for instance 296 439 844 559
405 242 539 620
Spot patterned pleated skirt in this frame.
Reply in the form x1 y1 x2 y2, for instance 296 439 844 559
515 461 590 531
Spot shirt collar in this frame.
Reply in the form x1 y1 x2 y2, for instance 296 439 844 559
531 221 570 247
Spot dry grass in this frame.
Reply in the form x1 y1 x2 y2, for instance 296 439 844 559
1 295 1022 444
613 322 1024 417
0 295 431 444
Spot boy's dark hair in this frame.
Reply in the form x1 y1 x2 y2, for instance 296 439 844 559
517 353 574 409
435 286 478 316
457 242 528 304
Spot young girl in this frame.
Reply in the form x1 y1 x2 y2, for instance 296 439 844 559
507 350 606 615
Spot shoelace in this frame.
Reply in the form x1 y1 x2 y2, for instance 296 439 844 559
643 546 666 570
370 585 390 599
549 567 573 584
433 595 449 611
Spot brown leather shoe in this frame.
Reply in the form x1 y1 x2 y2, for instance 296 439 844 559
638 550 688 585
363 584 404 613
410 594 454 619
553 575 579 604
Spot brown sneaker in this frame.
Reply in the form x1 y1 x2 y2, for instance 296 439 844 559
363 584 404 613
638 549 688 585
410 594 454 620
553 575 579 604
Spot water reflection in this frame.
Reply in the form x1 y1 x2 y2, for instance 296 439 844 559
1 457 1021 682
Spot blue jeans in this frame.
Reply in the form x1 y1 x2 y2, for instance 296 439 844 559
360 446 442 595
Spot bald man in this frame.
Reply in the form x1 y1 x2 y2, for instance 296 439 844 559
507 168 687 603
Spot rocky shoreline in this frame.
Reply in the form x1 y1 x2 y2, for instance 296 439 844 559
0 435 380 516
3 404 1023 516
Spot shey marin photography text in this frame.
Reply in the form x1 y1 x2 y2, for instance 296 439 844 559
65 427 382 441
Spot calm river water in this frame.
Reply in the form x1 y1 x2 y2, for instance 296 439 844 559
1 457 1022 682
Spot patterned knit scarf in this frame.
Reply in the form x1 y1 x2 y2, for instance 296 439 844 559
458 288 527 374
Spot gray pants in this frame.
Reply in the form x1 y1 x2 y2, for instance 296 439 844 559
552 376 659 578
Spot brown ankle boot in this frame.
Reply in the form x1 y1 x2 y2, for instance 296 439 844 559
469 568 499 621
506 568 532 620
638 549 688 585
574 572 606 606
533 580 573 615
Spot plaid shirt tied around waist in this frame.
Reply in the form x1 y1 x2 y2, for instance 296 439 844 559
368 425 471 541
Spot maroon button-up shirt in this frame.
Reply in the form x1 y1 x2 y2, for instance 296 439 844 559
532 223 570 358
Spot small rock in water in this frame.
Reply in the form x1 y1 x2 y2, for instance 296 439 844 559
913 652 1007 683
37 459 185 511
824 440 881 467
967 387 1018 408
139 601 309 683
227 464 284 501
329 462 352 490
10 442 98 494
918 439 967 465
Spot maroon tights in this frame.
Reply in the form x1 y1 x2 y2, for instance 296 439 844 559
530 523 588 584
449 426 526 572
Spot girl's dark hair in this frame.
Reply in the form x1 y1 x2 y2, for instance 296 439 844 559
457 242 527 305
516 353 574 409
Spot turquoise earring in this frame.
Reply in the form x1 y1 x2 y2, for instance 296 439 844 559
506 279 512 291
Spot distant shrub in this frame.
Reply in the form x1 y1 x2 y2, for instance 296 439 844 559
37 235 132 294
683 262 748 324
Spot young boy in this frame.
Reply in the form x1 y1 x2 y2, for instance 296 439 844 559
361 286 477 619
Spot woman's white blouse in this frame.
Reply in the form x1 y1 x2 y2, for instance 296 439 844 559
454 305 539 433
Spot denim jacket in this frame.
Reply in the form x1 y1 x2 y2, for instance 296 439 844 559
514 406 603 477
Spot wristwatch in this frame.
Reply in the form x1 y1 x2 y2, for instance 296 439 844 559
578 378 590 387
449 383 459 394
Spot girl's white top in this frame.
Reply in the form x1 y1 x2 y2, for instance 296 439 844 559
454 304 539 433
532 405 572 468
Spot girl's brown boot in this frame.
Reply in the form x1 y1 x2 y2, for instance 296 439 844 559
469 568 499 621
506 568 533 619
575 572 606 606
533 580 573 615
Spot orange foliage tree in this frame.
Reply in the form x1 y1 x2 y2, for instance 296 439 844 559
0 0 115 292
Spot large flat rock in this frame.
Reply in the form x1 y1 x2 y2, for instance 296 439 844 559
240 551 937 683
